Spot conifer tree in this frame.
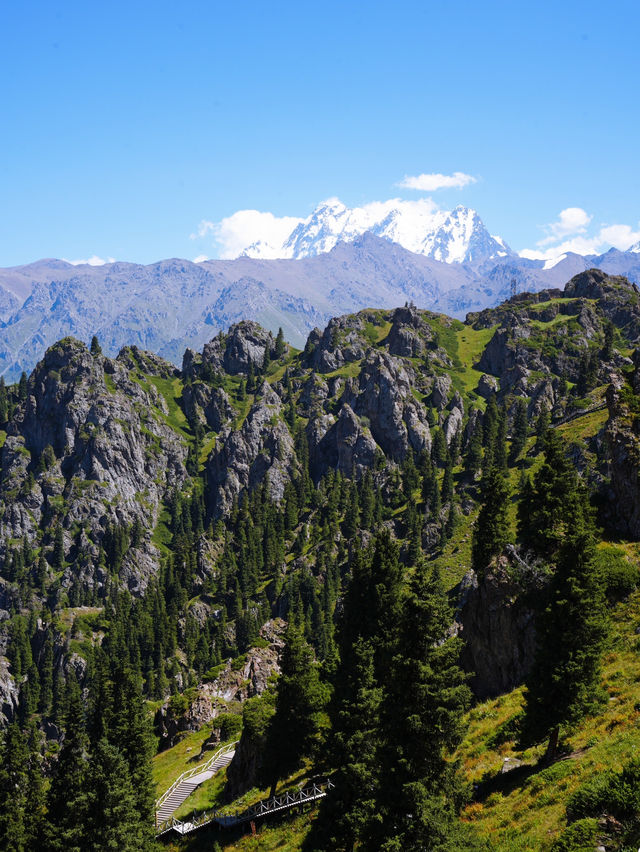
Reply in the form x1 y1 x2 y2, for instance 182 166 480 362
465 418 483 478
262 624 328 796
601 319 615 361
47 673 89 852
0 724 29 852
51 524 65 570
24 725 46 851
509 397 528 463
90 335 102 356
262 341 271 373
275 326 285 358
441 457 454 504
522 523 608 761
0 376 8 423
471 463 511 577
482 394 499 448
18 371 28 401
84 739 146 852
374 563 473 851
518 429 584 557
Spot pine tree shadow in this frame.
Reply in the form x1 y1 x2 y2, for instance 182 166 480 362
473 761 540 802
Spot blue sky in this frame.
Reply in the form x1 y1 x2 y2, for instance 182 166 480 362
1 0 639 266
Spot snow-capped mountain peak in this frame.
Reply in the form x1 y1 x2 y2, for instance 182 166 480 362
239 197 512 266
629 240 640 254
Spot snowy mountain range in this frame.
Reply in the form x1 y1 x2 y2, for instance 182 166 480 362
2 235 640 381
240 198 512 265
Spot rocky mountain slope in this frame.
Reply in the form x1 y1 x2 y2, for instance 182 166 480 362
2 239 640 381
2 267 640 850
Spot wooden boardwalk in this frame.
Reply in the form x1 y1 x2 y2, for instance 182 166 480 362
155 741 237 826
156 778 334 837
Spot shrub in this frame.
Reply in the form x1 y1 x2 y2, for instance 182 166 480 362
594 545 638 601
551 817 598 852
566 758 640 822
216 712 243 742
168 693 189 717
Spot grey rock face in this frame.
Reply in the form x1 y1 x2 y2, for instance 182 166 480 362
0 338 188 590
476 373 499 399
443 392 464 446
183 382 236 431
457 559 543 698
386 305 433 357
0 657 19 725
303 314 368 373
335 404 378 475
431 374 452 410
206 382 298 515
345 351 431 462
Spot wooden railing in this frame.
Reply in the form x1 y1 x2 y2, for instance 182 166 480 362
156 778 334 837
154 740 238 820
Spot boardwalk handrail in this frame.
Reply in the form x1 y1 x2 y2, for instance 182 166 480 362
156 778 335 837
155 740 238 818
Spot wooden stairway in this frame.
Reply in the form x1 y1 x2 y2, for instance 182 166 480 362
155 742 237 826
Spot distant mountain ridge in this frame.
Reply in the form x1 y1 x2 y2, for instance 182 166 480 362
241 198 512 265
1 235 640 380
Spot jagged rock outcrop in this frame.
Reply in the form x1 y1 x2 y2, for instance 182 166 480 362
206 382 298 515
431 374 452 410
335 404 378 474
604 363 640 538
155 620 285 748
476 373 499 399
386 305 433 357
0 338 188 591
183 321 277 378
443 392 464 445
0 657 19 725
342 351 431 462
457 556 545 698
183 382 235 431
302 313 369 373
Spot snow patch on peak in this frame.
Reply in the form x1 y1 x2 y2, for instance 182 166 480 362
239 197 512 266
543 253 568 270
629 241 640 254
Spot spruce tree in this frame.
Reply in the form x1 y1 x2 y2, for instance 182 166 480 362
307 638 382 851
84 739 145 852
275 326 285 358
509 397 529 464
0 376 8 423
471 463 511 577
518 429 584 557
90 335 102 356
464 413 483 478
522 522 608 761
262 624 328 796
0 724 29 852
374 563 473 852
18 371 28 401
47 673 89 852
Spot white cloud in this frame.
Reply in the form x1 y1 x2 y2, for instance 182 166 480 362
202 210 304 259
537 207 592 246
64 255 115 266
192 254 209 263
598 223 640 251
519 208 640 260
520 235 602 261
397 171 477 191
